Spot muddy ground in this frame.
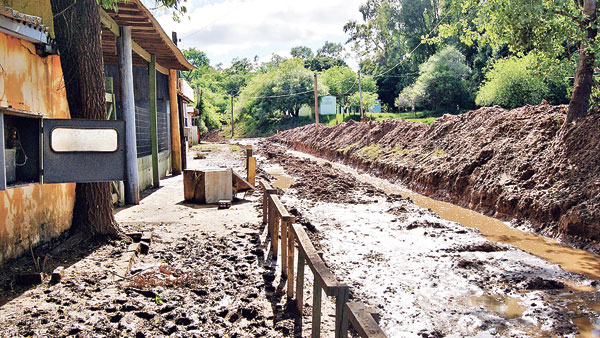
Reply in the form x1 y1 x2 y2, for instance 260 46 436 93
253 140 600 338
271 104 600 250
0 145 322 338
0 138 598 338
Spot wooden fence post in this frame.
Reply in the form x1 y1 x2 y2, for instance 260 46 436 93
245 145 253 169
248 157 256 186
296 250 305 313
335 286 350 338
281 218 288 276
263 188 268 224
287 220 295 299
312 278 322 338
272 214 279 257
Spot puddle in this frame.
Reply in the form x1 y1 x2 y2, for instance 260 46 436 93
574 316 600 338
468 295 525 319
264 166 294 190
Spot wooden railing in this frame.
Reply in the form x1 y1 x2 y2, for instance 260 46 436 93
260 180 387 338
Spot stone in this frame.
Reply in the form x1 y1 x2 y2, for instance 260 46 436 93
50 266 65 284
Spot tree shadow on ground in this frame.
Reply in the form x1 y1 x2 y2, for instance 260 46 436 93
0 233 120 307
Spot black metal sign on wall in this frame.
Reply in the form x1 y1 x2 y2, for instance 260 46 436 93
42 119 126 183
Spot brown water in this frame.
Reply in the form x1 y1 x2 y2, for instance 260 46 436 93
280 149 600 336
469 295 525 319
372 181 600 281
264 166 295 190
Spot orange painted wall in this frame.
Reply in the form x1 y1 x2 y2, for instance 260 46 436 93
0 32 75 264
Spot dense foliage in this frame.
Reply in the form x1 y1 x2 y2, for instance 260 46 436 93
396 46 473 112
175 0 599 137
475 54 570 109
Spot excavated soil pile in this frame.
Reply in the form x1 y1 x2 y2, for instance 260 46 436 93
261 145 386 204
271 104 600 249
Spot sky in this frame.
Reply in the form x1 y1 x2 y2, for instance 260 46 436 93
144 0 365 69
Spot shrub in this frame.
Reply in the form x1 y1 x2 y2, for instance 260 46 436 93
396 46 473 112
475 54 569 108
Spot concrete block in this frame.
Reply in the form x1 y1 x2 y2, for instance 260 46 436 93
50 266 64 284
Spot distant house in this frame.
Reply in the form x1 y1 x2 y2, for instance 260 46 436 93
0 1 194 265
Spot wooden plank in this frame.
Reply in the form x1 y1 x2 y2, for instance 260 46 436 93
335 286 350 338
272 214 279 257
245 145 253 169
149 53 159 188
99 8 120 37
269 193 291 218
262 188 268 224
100 8 171 75
287 225 295 299
281 218 288 277
291 224 341 296
168 69 182 175
132 40 168 74
296 250 305 313
247 156 256 186
345 303 387 338
312 277 322 338
232 171 255 193
132 40 150 61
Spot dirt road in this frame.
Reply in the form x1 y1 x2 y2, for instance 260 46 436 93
0 140 598 338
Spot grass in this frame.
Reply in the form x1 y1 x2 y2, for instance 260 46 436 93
222 109 455 138
322 111 438 126
191 143 243 155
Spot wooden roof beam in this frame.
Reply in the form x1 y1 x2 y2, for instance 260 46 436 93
99 8 169 75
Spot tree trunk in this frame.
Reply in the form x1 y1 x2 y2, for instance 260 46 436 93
51 0 121 237
567 0 597 123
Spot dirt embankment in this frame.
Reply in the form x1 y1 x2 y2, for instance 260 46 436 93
270 104 600 250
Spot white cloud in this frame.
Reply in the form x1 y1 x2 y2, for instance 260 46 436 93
149 0 364 67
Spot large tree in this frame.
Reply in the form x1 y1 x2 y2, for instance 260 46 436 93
344 0 444 107
290 46 314 60
50 0 182 238
51 0 120 237
442 0 597 123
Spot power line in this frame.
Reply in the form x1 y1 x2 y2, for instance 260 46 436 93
366 6 455 80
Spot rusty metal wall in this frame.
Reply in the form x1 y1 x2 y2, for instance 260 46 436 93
0 32 75 265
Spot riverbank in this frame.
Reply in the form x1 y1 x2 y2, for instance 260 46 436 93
270 104 600 251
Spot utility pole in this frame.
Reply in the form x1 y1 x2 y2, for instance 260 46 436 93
314 73 319 129
231 94 234 138
358 69 364 121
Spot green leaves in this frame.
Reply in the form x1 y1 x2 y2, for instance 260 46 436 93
396 46 473 112
475 53 570 108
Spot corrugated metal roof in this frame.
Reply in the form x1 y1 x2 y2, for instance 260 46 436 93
0 6 51 45
1 6 48 33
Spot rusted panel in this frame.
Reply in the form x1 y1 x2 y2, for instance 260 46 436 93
0 30 75 265
0 34 69 117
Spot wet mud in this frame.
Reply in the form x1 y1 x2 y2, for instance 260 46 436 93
254 140 600 338
270 104 600 251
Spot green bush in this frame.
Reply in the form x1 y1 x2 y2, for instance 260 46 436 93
475 54 569 108
196 95 221 130
396 46 473 112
